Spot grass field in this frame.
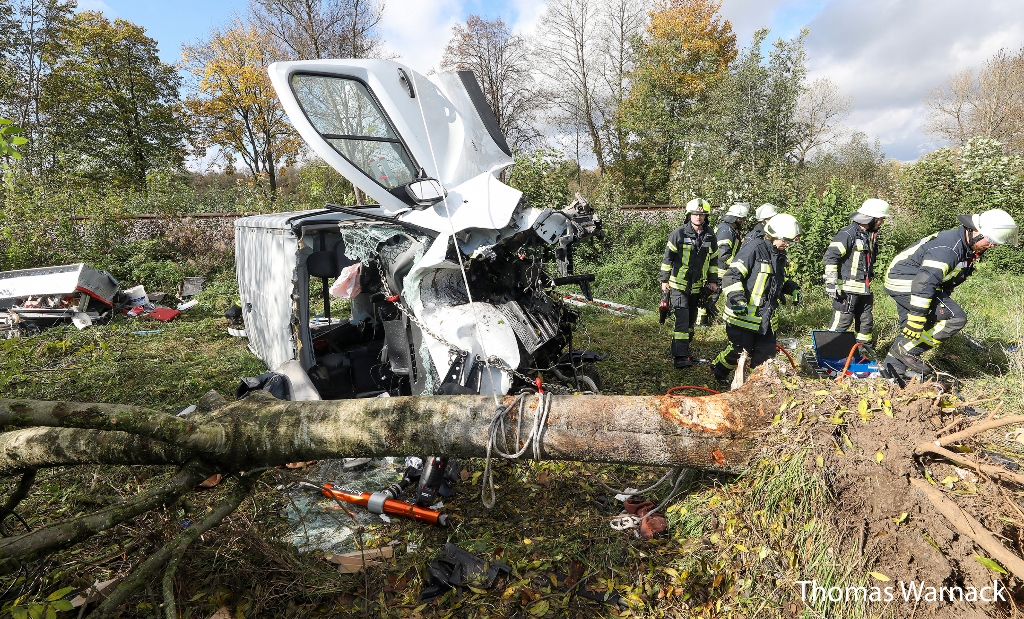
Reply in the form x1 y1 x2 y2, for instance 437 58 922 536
0 265 1021 618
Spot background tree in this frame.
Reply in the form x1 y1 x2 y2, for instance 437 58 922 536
793 76 851 166
671 28 807 207
616 0 737 203
182 20 302 194
441 15 540 152
248 0 385 60
924 47 1024 155
0 0 74 174
595 0 648 171
41 11 188 187
534 0 607 172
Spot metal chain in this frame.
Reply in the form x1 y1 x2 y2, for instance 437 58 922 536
374 260 568 393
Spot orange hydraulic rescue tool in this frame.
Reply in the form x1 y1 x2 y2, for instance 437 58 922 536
319 483 449 527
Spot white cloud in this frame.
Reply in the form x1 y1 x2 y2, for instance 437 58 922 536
803 0 1024 160
379 0 464 73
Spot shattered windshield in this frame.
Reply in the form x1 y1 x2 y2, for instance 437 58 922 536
291 73 417 190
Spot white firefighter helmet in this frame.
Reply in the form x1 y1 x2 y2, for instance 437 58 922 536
685 198 711 214
764 213 801 242
851 198 891 224
958 208 1019 245
726 202 751 218
755 203 779 222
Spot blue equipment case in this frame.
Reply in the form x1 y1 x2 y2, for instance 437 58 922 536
803 330 880 379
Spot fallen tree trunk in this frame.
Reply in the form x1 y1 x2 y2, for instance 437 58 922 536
0 365 778 474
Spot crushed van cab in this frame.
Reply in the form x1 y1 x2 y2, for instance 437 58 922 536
234 59 602 401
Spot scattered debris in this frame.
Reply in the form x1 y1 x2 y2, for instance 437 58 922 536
68 578 119 608
325 546 394 573
177 299 198 312
179 277 205 299
421 543 511 602
123 284 149 307
0 263 118 337
144 307 180 322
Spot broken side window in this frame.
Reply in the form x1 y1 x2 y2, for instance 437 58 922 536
290 74 417 190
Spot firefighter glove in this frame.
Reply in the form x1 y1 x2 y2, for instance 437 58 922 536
901 314 927 342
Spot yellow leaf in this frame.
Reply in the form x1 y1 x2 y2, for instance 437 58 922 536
892 512 908 524
868 571 890 582
468 586 487 594
875 452 884 463
663 567 679 577
883 399 893 417
815 455 824 468
940 476 957 487
858 399 869 415
734 544 747 552
758 546 769 560
523 538 532 545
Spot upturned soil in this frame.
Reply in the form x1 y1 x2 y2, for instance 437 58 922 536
751 363 1022 618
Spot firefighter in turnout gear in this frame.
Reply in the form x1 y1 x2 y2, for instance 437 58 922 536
823 198 891 348
661 198 719 368
882 208 1018 383
744 203 779 243
697 202 751 326
712 213 802 385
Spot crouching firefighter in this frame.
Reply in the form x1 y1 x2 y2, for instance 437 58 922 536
712 213 802 386
660 198 719 368
823 198 891 348
882 208 1018 383
697 202 750 326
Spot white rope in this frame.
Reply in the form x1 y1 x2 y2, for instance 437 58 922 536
410 73 501 406
481 391 552 509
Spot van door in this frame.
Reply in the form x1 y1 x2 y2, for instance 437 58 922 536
268 59 514 214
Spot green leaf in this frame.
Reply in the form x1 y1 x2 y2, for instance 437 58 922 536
11 136 28 145
51 601 74 612
11 607 28 619
529 599 549 616
975 556 1008 574
46 587 75 602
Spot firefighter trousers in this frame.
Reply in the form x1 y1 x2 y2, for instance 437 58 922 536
671 290 701 358
828 293 874 344
712 324 777 379
885 292 968 374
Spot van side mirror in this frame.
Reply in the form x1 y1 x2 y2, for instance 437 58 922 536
405 178 446 207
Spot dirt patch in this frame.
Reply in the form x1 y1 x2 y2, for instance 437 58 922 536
785 369 1020 618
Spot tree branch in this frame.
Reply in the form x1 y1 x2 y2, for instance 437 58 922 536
0 468 36 536
910 477 1024 580
0 427 194 475
0 398 226 454
0 461 212 575
87 472 261 619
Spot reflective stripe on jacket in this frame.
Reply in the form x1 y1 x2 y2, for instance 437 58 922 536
823 223 879 294
883 227 977 314
716 222 741 273
721 238 796 333
660 222 719 293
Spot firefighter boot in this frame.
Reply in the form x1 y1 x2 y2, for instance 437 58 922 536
711 362 731 387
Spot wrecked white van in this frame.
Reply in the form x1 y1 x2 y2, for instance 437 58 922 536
234 60 602 400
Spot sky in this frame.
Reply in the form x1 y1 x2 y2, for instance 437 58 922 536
80 0 1024 162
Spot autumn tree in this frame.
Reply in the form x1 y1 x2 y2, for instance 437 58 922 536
248 0 385 60
441 15 540 152
924 47 1024 155
40 11 188 187
182 20 302 194
615 0 737 203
